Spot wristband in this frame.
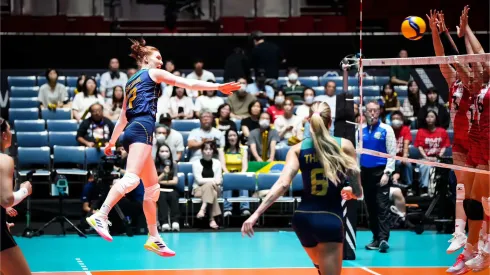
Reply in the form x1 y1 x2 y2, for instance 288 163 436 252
12 187 28 207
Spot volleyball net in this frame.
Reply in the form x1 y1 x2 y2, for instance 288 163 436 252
350 53 490 194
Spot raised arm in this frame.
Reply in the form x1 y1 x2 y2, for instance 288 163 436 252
148 69 240 95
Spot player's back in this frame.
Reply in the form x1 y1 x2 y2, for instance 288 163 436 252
450 81 472 140
124 69 161 121
297 137 344 214
476 86 490 131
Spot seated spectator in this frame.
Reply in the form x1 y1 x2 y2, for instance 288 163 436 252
390 49 410 86
240 100 262 141
194 83 225 117
213 103 237 133
266 90 286 123
390 111 413 188
281 67 306 102
229 78 257 119
99 58 128 99
414 110 450 196
76 103 115 147
247 70 274 108
127 68 137 79
218 129 250 217
249 112 280 162
380 83 401 117
165 60 176 74
169 86 194 120
274 98 303 143
155 143 180 232
401 81 426 118
38 68 69 109
160 70 182 100
104 85 124 120
152 118 185 162
191 141 222 229
417 87 450 129
295 87 315 124
73 74 87 96
186 59 216 98
72 77 105 121
187 110 225 162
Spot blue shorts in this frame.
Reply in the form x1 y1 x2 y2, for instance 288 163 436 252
121 115 155 152
291 211 344 247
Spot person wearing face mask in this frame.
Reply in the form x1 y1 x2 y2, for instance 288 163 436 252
229 78 257 119
152 121 185 162
249 112 280 162
266 91 286 123
194 80 225 117
100 58 128 98
282 67 306 102
295 88 316 124
247 70 275 108
154 143 180 232
187 110 226 162
390 111 413 189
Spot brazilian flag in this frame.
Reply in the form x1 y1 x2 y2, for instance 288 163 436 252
247 161 301 174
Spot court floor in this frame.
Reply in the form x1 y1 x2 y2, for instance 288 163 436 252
18 230 482 275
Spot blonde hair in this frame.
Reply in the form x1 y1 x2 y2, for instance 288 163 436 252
309 102 359 185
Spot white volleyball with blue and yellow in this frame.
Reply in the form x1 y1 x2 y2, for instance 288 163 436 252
401 16 426 40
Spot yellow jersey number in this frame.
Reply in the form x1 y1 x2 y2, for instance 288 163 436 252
127 87 137 109
310 168 328 196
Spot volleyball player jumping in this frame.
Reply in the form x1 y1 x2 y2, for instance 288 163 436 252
241 102 362 275
0 118 33 275
86 38 240 256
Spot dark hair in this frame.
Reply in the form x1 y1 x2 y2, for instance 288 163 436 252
76 74 87 92
217 103 232 120
129 38 158 61
89 103 104 112
381 83 396 97
112 85 124 111
422 110 440 128
171 86 187 97
201 140 218 156
45 68 60 83
251 31 264 41
286 67 298 75
154 143 175 177
407 80 421 115
325 80 336 88
284 97 295 106
248 100 262 116
0 117 8 133
273 90 285 100
194 58 204 65
224 129 240 153
302 87 316 98
259 111 271 120
82 77 99 98
391 110 404 120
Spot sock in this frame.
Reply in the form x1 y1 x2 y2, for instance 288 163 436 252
148 224 159 238
455 184 466 233
143 200 160 238
98 204 112 217
314 264 321 275
455 219 466 234
462 243 476 258
96 183 126 217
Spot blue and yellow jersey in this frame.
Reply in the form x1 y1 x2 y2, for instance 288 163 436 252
124 69 162 121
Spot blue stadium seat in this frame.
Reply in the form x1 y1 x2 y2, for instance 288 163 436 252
348 77 359 86
13 120 45 132
233 119 241 130
408 145 422 159
187 173 194 190
362 76 375 86
277 77 287 87
348 86 359 96
410 129 417 142
257 173 295 204
37 76 66 86
8 76 36 87
319 76 342 87
176 172 186 194
215 76 224 84
362 86 381 97
172 120 200 131
396 86 408 97
16 131 49 147
444 147 453 157
9 97 39 108
9 108 39 121
41 108 71 120
67 87 76 100
223 172 259 203
85 147 106 167
312 86 325 96
181 131 190 147
178 162 193 178
66 76 78 87
53 146 87 175
447 130 454 143
49 131 78 147
17 147 51 177
298 76 319 87
10 87 39 98
47 120 79 132
275 145 290 161
374 76 390 86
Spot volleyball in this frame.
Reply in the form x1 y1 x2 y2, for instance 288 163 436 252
401 16 426 40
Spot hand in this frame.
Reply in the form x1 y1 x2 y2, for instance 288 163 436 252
286 125 294 131
218 82 242 95
104 144 115 156
267 158 274 162
457 5 469 37
86 142 95 148
426 9 440 32
437 12 448 33
6 222 14 232
6 207 17 217
379 174 389 186
256 157 264 162
20 181 32 196
341 187 357 200
241 213 259 238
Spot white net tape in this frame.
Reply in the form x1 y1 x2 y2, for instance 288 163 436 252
362 53 490 67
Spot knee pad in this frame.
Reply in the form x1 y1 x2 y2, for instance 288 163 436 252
114 172 140 195
482 197 490 217
144 184 160 202
463 199 484 220
456 184 465 202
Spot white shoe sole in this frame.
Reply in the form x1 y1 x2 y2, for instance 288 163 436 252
86 217 113 242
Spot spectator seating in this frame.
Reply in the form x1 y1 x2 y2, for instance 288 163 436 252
9 108 39 122
47 120 79 132
171 120 200 132
13 120 45 132
8 76 36 87
48 131 78 147
10 98 39 108
10 87 39 98
37 76 66 87
17 146 52 177
52 145 87 175
41 108 72 120
16 131 49 147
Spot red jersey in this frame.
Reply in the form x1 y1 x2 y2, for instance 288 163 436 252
266 105 284 123
394 125 412 157
449 80 472 144
475 86 490 134
414 127 451 157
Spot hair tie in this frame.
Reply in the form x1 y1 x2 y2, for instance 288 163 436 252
313 112 321 116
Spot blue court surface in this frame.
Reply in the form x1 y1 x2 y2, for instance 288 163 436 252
17 230 478 275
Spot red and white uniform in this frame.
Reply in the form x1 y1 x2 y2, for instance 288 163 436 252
449 80 472 154
474 85 490 164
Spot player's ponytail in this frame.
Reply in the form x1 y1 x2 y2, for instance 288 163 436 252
309 102 359 185
129 38 158 63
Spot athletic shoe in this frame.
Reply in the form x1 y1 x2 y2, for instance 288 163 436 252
446 254 472 274
161 223 170 232
171 222 180 232
86 214 113 242
478 221 487 252
365 240 379 250
447 232 468 254
465 251 489 273
143 235 176 257
379 240 389 253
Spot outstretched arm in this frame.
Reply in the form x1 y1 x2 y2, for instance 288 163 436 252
148 69 240 95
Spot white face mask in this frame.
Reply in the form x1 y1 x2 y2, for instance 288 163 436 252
275 96 285 104
304 96 314 105
156 134 166 144
259 119 270 128
288 73 298 82
240 84 247 91
391 119 403 128
159 152 170 160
